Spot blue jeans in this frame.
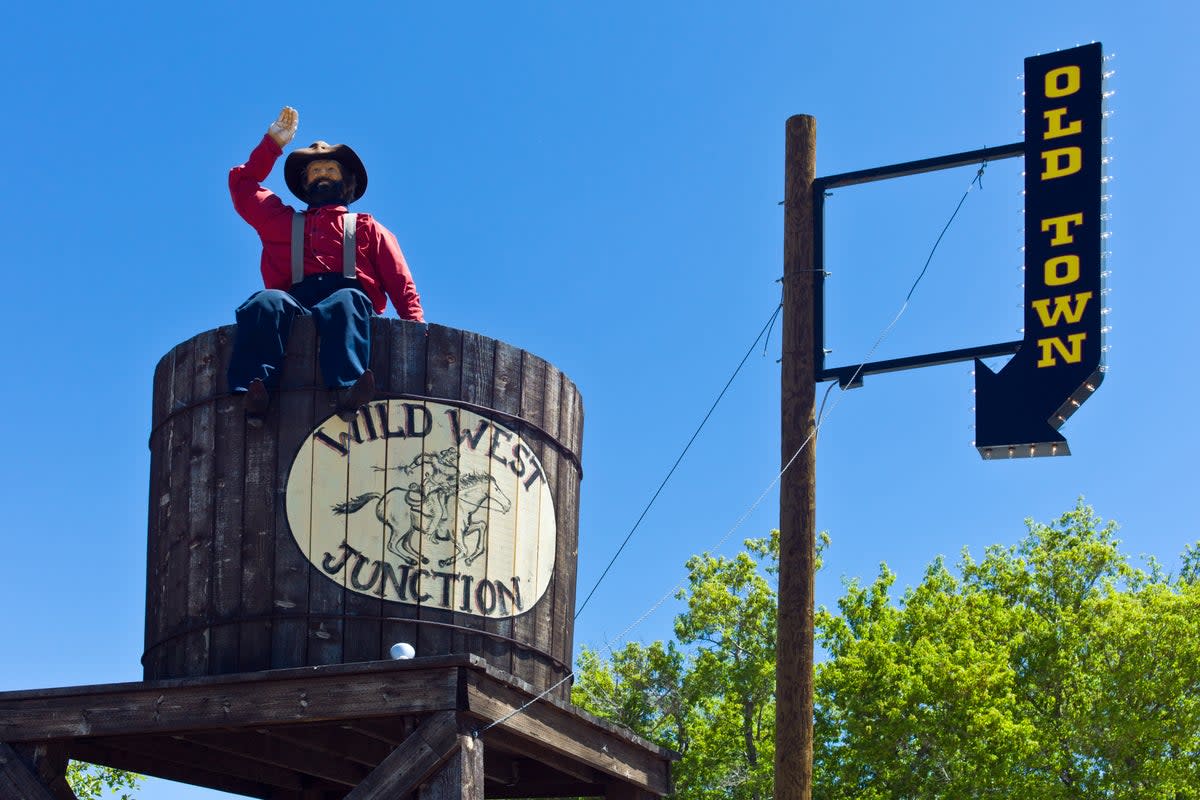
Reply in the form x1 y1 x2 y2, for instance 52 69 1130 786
227 275 374 392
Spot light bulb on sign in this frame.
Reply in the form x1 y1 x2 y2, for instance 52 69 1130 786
390 642 415 660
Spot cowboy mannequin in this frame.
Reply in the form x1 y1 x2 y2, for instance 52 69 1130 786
228 106 424 422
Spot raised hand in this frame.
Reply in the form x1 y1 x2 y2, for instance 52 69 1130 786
268 106 298 148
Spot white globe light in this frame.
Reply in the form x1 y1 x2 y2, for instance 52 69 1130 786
390 642 415 660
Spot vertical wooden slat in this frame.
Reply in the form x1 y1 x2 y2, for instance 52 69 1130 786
0 743 59 800
239 342 279 673
143 349 176 679
457 332 495 660
275 318 317 668
381 319 427 658
304 323 349 667
163 338 195 680
533 360 563 692
184 329 218 676
211 325 245 674
553 376 583 699
416 734 484 800
488 340 524 677
421 324 462 659
341 318 391 664
514 351 548 688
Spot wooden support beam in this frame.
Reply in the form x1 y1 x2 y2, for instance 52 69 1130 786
180 729 370 787
266 722 397 768
0 743 61 800
778 113 817 800
419 730 483 800
464 671 671 795
344 711 463 800
1 661 675 800
0 662 459 742
341 716 420 747
69 745 265 797
70 737 304 796
10 743 77 800
485 738 599 784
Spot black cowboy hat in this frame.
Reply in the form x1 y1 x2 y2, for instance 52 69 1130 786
284 141 368 205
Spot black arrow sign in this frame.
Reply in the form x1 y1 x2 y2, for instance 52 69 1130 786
975 43 1106 459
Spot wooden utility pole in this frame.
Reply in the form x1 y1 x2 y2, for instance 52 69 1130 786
777 114 817 800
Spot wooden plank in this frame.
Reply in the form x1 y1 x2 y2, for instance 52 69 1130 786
99 734 308 791
267 721 396 767
344 711 460 800
163 337 196 679
465 672 670 795
185 329 218 677
513 352 559 690
382 319 427 659
0 743 59 800
302 315 348 668
181 729 369 788
339 318 392 665
456 331 495 661
514 351 548 690
549 373 580 698
0 662 463 741
420 325 463 660
485 736 599 784
534 362 563 694
275 318 317 668
486 340 524 677
69 738 282 798
343 714 420 747
211 325 245 675
144 346 176 679
240 328 280 672
8 744 76 800
419 731 483 800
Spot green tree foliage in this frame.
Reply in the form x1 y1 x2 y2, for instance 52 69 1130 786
66 761 141 799
574 502 1200 800
818 501 1200 799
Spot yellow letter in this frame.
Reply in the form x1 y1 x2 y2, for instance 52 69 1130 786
1032 292 1092 327
1042 147 1081 180
1045 65 1080 98
1044 255 1080 286
1037 333 1087 367
1043 108 1082 140
1041 213 1084 246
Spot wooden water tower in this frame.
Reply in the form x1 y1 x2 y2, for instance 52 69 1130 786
0 320 674 800
144 318 582 699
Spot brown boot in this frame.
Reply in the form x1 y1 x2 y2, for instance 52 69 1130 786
337 369 375 421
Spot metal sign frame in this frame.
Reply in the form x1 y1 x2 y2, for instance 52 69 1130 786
810 43 1106 458
812 141 1025 388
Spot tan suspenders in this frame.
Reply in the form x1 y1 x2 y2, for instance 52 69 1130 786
291 211 359 285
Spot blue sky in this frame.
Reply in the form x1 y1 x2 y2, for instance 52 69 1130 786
1 2 1196 797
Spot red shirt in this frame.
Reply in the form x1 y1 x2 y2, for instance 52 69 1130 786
229 135 424 321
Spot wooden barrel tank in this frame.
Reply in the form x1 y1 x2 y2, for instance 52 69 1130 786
143 319 583 699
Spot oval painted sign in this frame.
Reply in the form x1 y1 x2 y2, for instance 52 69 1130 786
285 399 556 618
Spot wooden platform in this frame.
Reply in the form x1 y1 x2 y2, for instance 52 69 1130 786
0 655 674 800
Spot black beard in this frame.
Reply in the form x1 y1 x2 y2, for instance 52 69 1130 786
306 179 347 207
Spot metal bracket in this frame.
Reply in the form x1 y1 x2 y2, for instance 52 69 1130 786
813 142 1025 384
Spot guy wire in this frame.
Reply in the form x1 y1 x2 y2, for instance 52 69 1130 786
479 160 991 735
574 302 784 620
